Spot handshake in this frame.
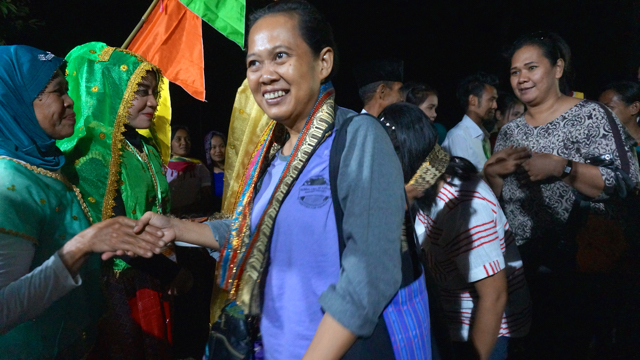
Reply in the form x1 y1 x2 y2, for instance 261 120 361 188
58 211 220 278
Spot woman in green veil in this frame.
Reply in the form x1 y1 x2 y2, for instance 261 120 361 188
58 42 177 359
0 44 166 360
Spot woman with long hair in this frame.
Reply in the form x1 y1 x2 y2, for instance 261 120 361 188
381 102 530 360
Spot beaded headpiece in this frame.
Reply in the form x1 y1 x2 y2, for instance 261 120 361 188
379 115 395 130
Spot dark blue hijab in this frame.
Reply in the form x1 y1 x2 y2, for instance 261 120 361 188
0 45 65 170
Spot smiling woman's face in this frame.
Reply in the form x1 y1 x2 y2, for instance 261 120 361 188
210 135 226 163
510 45 563 106
33 70 76 140
246 13 332 130
127 71 159 129
599 89 638 127
171 129 191 157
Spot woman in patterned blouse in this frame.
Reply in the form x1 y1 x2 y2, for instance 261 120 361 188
483 32 639 359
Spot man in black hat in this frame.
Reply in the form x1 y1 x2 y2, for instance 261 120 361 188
353 59 404 117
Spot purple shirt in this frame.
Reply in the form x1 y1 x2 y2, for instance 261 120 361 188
251 133 340 360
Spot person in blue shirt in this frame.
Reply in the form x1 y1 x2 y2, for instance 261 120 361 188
204 130 226 212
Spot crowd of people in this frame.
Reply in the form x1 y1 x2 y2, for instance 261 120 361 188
0 0 639 359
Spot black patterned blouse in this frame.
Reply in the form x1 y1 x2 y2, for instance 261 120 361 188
494 100 639 245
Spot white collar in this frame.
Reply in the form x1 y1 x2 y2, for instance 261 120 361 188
461 115 488 139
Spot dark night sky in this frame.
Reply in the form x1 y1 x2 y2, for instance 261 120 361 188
11 0 640 160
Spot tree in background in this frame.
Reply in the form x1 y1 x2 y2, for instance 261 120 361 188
0 0 42 45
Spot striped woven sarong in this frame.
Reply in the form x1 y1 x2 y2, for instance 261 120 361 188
383 273 432 360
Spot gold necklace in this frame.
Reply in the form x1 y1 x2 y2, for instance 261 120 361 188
124 141 162 214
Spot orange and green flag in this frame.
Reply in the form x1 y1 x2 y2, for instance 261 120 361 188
127 0 246 101
180 0 246 49
128 0 205 100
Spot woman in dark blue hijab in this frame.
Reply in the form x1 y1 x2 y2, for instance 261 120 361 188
0 45 166 359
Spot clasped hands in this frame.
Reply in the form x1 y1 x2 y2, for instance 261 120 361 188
68 213 177 261
88 214 193 295
485 146 568 183
79 210 216 262
70 216 170 261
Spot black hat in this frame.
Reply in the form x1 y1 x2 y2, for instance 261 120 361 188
353 59 404 89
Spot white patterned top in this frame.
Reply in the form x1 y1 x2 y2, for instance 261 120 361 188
494 100 639 245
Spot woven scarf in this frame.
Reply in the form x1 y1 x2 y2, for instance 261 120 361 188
408 144 450 192
217 82 336 314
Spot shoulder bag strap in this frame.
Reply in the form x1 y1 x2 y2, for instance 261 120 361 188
329 114 357 258
596 101 631 174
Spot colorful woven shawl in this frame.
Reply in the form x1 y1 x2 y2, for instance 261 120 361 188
168 156 202 174
217 82 336 314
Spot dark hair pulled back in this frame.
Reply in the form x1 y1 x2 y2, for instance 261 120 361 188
496 92 524 115
603 81 640 107
248 0 339 82
379 103 478 214
402 82 438 107
507 31 573 95
171 125 190 141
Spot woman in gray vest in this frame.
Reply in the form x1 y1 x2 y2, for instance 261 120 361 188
136 1 432 359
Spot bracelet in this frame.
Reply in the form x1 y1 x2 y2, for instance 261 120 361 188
560 159 573 179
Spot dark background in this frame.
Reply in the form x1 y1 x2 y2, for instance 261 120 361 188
10 0 640 160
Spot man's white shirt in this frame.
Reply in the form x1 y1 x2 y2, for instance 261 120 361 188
442 115 490 172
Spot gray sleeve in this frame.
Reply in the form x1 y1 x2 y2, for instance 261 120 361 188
204 219 233 260
318 114 405 337
0 234 80 333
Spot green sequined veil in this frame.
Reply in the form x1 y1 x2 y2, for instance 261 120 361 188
58 42 170 223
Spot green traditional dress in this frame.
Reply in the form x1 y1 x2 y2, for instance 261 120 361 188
0 158 102 359
0 45 103 360
58 42 174 359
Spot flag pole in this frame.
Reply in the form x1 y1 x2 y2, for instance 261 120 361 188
122 0 160 49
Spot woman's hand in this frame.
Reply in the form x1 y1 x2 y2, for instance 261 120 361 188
134 211 220 250
405 184 424 208
484 146 530 177
521 152 566 182
134 212 177 244
79 216 165 258
483 146 530 196
59 216 166 277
